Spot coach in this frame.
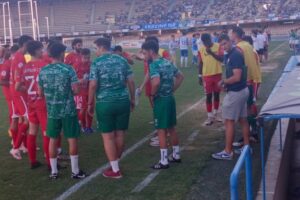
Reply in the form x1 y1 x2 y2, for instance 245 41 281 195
212 34 250 161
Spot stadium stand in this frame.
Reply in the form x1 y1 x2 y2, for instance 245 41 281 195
0 0 299 37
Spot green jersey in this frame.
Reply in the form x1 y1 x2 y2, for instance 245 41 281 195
150 57 180 98
38 63 78 119
89 53 133 103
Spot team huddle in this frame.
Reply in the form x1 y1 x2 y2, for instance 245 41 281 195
0 26 263 180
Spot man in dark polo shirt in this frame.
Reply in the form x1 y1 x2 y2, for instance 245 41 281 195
212 34 250 160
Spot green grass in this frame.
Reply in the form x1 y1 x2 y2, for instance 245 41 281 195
0 42 292 200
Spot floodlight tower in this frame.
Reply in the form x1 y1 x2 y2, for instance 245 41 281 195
0 2 13 45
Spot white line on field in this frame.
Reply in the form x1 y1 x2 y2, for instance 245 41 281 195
269 41 286 55
131 130 200 193
55 99 204 200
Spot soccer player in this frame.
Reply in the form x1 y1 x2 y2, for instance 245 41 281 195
64 38 83 66
73 48 93 134
198 33 224 125
23 41 50 169
169 34 178 65
137 36 171 147
38 42 86 179
192 34 199 65
0 46 12 125
212 34 250 160
179 31 189 68
141 40 184 169
88 38 135 179
257 30 266 63
10 35 33 160
113 45 134 65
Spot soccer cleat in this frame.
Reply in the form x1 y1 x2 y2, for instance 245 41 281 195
151 162 169 170
212 150 233 160
204 117 214 126
149 140 160 147
10 149 22 160
19 144 28 154
102 169 122 179
31 161 42 169
49 173 59 180
150 136 159 142
84 128 94 134
71 170 87 179
168 156 182 163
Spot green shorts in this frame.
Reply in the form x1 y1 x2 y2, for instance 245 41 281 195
153 96 177 129
96 101 130 133
47 115 80 138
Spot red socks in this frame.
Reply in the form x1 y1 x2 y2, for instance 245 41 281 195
79 110 86 128
206 103 212 113
213 100 220 111
14 123 28 149
27 134 37 164
10 128 18 146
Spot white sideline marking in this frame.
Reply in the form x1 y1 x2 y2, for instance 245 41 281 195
131 131 200 193
269 42 286 55
55 99 203 200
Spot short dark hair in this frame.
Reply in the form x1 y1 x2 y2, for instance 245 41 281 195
71 38 82 48
201 33 212 43
113 45 123 52
243 35 253 46
10 45 19 54
232 26 245 38
49 42 66 59
18 35 33 47
145 36 159 44
218 34 230 42
94 37 111 50
27 41 43 56
81 48 91 56
141 40 159 54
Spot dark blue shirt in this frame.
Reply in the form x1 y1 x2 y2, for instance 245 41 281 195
224 47 247 92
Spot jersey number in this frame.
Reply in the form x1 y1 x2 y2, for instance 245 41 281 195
25 76 38 95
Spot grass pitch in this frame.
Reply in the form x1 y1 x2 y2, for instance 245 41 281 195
0 41 292 200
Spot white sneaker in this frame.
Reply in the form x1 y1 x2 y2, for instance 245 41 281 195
19 144 28 154
149 140 160 147
10 149 22 160
204 117 214 126
214 114 223 123
150 136 159 142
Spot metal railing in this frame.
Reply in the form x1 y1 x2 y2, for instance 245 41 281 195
230 145 253 200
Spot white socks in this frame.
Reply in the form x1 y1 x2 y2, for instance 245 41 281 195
180 57 184 67
110 160 120 173
160 149 168 165
208 112 214 118
70 155 79 174
185 57 188 67
50 158 58 174
172 146 180 159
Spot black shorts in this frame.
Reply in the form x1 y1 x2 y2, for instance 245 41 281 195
257 49 264 55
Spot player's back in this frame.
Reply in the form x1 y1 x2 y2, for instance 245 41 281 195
179 36 188 50
39 63 77 118
23 60 48 103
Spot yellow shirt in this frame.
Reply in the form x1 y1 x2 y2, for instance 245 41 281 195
236 41 262 83
199 43 223 76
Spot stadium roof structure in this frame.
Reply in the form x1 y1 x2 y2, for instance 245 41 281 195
259 56 300 119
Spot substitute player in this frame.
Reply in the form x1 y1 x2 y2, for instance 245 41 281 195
137 36 171 147
142 40 184 169
10 35 33 160
198 33 224 126
88 38 135 179
179 31 189 68
23 41 50 169
73 48 93 134
39 42 86 179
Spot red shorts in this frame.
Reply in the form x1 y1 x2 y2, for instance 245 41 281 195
74 95 88 110
28 103 47 132
145 81 152 97
11 95 28 118
203 74 222 94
